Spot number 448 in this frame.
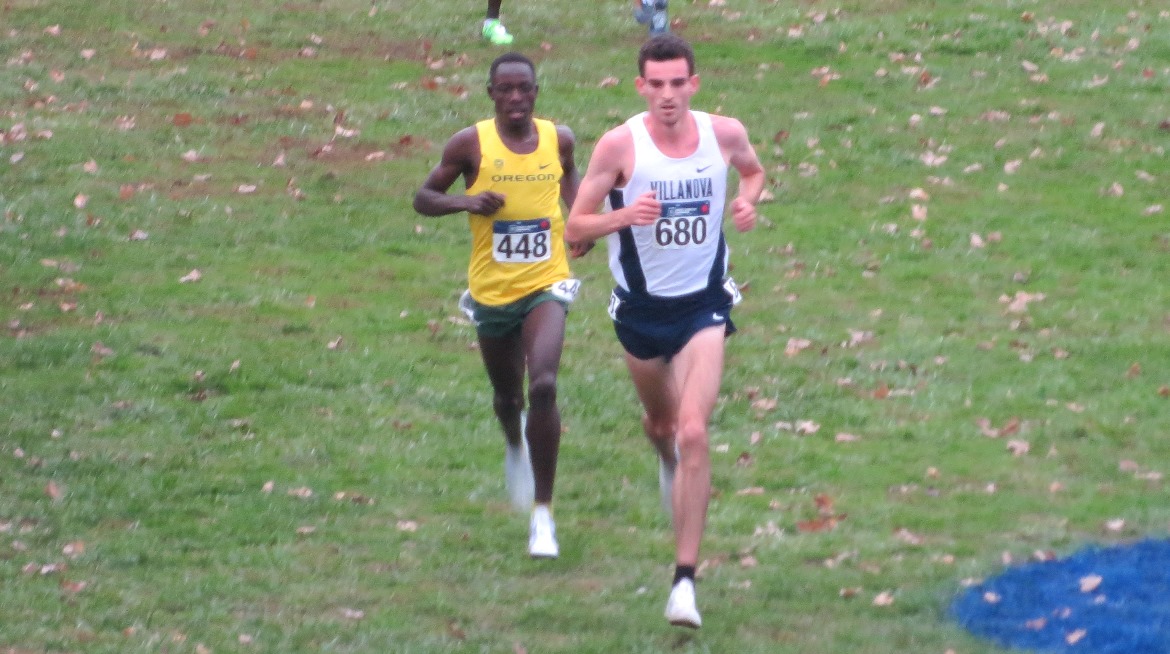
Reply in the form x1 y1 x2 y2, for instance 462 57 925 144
496 232 549 260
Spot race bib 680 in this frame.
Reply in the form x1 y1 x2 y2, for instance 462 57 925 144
653 201 710 250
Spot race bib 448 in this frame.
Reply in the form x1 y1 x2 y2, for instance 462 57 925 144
493 218 552 263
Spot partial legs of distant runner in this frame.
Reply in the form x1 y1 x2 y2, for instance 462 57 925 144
633 0 669 35
483 0 514 45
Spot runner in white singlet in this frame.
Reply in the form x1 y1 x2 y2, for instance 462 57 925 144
566 34 766 629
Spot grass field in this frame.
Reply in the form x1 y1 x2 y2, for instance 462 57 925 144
2 1 1169 652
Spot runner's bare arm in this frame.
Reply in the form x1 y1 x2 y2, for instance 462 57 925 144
557 124 580 210
714 116 765 233
413 127 506 217
557 124 594 258
566 128 659 242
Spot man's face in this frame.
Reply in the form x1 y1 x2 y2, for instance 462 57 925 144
488 62 538 128
636 58 697 126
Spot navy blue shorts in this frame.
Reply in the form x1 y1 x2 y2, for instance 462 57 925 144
610 286 736 361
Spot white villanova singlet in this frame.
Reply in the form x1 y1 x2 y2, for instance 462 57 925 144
605 111 729 301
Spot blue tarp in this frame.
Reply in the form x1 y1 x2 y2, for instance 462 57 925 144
951 539 1170 653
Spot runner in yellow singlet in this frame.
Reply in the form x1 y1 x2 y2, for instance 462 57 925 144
464 115 570 307
414 52 592 559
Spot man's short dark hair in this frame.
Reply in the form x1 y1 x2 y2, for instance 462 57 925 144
489 52 536 84
638 34 695 77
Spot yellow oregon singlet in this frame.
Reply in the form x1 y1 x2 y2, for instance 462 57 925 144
465 118 570 306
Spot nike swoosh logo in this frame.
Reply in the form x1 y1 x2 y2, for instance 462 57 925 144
712 313 724 321
696 165 712 173
539 163 553 169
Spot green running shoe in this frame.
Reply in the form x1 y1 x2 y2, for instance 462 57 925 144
482 18 514 45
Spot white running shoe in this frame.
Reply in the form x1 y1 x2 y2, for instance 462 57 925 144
505 414 534 512
665 578 701 628
528 505 559 558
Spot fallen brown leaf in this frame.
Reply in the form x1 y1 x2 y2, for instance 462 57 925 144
797 515 841 533
795 420 820 435
1007 439 1030 457
1079 574 1102 593
893 527 924 545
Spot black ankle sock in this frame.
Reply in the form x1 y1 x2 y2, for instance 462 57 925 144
673 565 696 586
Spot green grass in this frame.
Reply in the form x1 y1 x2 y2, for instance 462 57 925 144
2 0 1169 652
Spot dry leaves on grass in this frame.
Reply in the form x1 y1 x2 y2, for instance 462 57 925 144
1006 439 1031 457
1001 291 1046 313
784 337 813 357
796 494 846 533
795 420 820 435
893 527 925 546
976 416 1020 438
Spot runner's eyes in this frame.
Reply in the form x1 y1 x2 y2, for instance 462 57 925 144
494 83 535 94
647 79 689 89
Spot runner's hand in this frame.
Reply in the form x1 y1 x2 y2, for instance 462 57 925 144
626 190 660 227
567 239 595 258
730 196 756 232
466 191 506 215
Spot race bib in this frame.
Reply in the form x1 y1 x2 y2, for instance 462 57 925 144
457 289 477 322
493 218 552 263
652 201 711 250
723 276 743 306
607 290 622 321
548 278 581 304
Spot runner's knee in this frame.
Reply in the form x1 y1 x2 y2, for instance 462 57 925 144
493 393 524 417
527 372 558 409
676 418 709 455
642 413 675 442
